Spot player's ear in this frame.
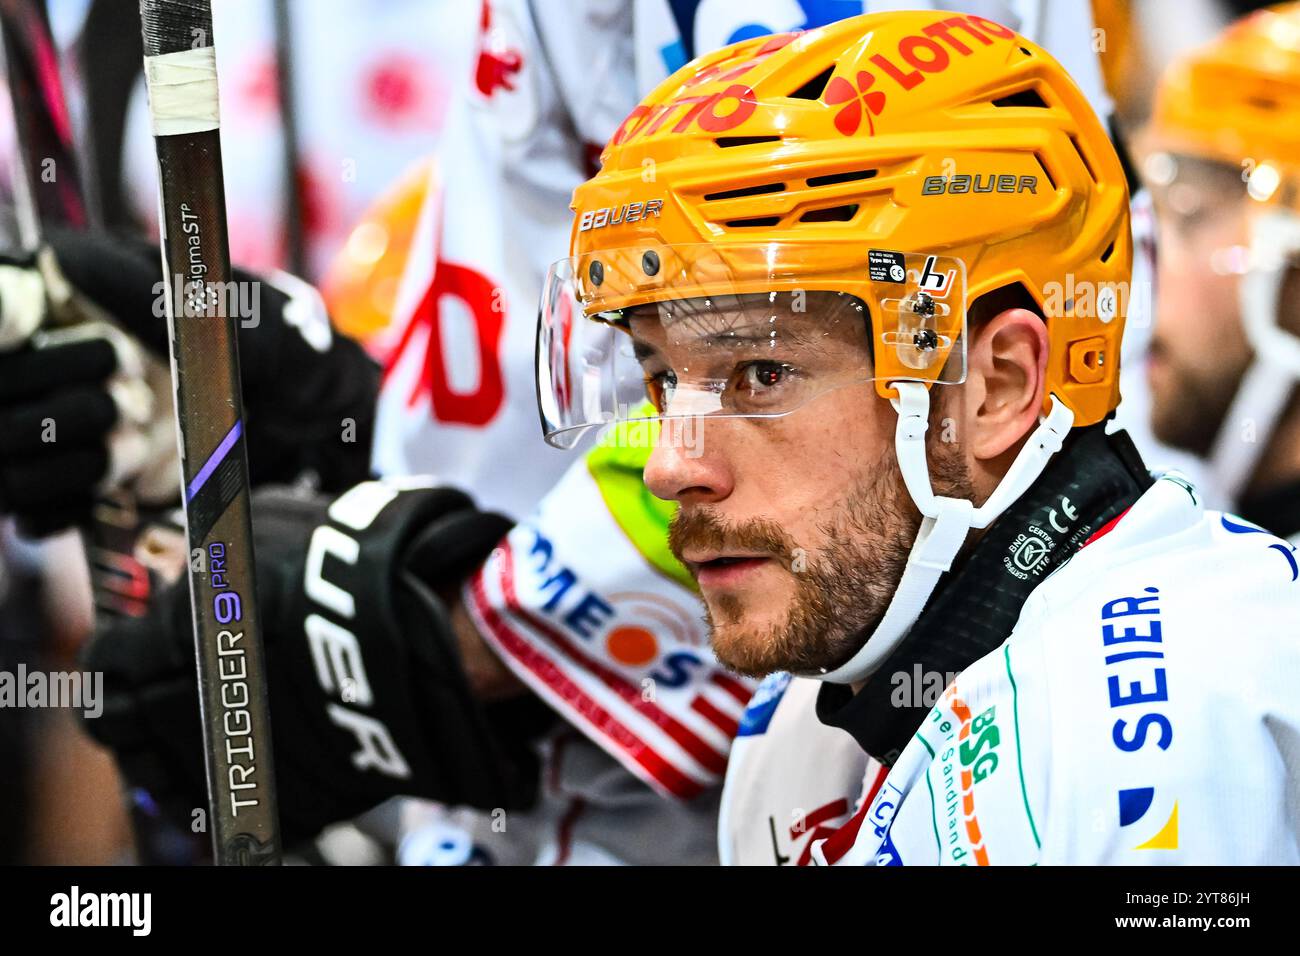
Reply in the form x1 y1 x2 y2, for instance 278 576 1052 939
962 307 1049 463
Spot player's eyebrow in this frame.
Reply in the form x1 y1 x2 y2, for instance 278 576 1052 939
631 337 663 365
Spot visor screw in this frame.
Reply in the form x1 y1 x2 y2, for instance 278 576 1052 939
589 260 605 286
641 250 661 277
913 328 939 352
912 292 935 317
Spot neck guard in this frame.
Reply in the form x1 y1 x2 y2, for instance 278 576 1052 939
817 425 1152 765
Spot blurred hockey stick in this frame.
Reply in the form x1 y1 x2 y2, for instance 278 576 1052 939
139 0 281 864
0 0 154 622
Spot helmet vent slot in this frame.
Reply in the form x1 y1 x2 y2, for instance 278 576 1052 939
992 88 1048 108
806 169 877 187
1034 153 1057 191
704 182 786 201
1101 238 1116 263
714 136 781 148
1070 135 1097 182
799 204 859 223
725 216 782 228
788 66 835 100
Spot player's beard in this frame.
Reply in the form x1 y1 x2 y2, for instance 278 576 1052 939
1148 336 1247 456
669 443 973 678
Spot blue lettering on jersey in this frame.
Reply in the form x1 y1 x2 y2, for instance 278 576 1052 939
525 527 617 638
737 671 792 736
1220 514 1299 581
873 828 904 866
867 779 905 866
1100 587 1173 753
648 649 705 688
1100 588 1178 848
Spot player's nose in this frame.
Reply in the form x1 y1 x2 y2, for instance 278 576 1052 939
644 417 733 505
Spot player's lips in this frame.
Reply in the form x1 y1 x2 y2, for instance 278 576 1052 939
684 551 773 589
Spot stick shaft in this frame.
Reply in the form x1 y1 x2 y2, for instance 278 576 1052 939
140 0 280 865
0 0 88 242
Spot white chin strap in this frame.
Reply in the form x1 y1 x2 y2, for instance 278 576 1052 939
813 382 1075 686
1208 210 1300 503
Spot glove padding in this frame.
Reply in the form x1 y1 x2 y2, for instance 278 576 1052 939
83 481 549 847
0 334 116 536
0 246 176 536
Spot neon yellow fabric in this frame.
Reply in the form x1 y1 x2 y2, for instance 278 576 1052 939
585 416 696 592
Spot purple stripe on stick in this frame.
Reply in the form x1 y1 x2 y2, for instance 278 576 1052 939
186 419 242 503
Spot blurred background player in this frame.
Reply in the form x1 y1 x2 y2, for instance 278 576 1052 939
1142 2 1300 542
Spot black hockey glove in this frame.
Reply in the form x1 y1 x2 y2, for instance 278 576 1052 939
82 481 549 847
0 246 174 537
0 229 379 537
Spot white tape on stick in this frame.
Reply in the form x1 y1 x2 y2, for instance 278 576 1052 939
143 46 220 135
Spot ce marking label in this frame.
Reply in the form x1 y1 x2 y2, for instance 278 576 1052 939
1048 497 1078 534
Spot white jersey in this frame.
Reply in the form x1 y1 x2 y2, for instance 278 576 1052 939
721 474 1300 865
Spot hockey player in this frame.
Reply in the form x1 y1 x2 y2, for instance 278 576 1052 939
1143 3 1300 543
538 11 1300 864
0 2 1126 864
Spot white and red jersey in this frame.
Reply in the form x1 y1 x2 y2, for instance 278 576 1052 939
720 474 1300 865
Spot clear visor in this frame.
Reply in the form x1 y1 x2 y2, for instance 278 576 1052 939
537 242 967 448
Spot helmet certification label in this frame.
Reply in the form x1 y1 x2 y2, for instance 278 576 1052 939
869 249 907 283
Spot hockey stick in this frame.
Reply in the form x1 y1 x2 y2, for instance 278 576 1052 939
139 0 281 865
0 0 88 237
271 0 306 277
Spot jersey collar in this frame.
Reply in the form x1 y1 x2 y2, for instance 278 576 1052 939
816 425 1153 765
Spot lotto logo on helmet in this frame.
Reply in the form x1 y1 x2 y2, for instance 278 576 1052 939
824 14 1016 136
610 32 800 147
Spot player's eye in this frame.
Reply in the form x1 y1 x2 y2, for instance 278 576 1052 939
739 361 793 392
729 360 800 412
644 369 677 411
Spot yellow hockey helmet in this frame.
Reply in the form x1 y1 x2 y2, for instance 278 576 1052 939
539 10 1131 446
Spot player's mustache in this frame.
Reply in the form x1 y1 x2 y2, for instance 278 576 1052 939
669 507 801 566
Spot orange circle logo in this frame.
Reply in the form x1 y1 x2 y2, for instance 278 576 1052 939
605 626 658 667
